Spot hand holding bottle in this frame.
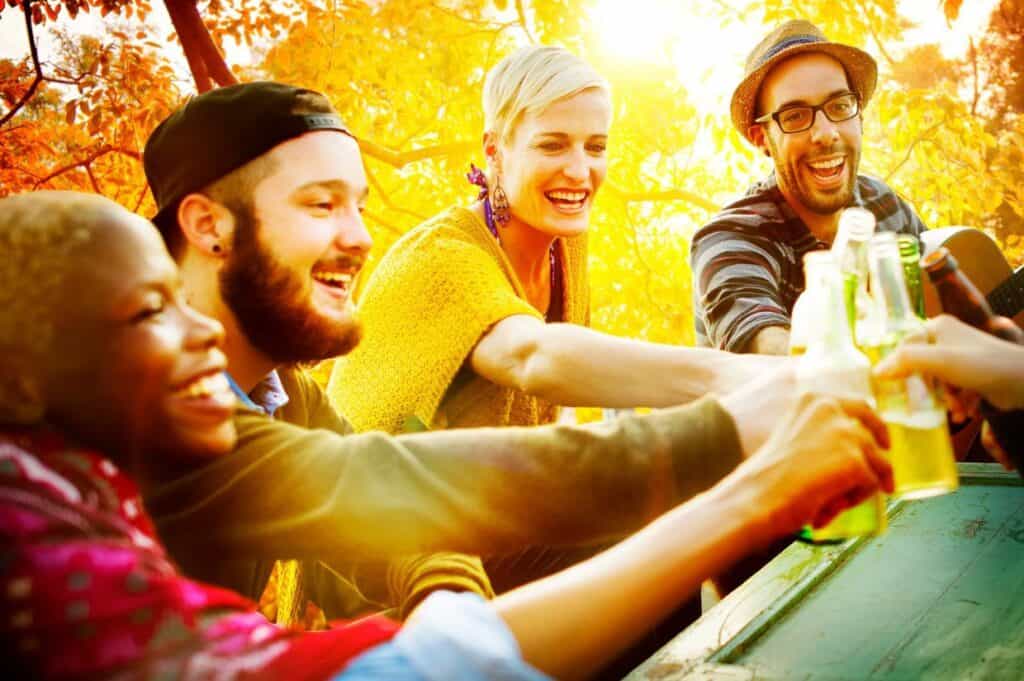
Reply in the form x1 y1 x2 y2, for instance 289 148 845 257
874 314 1024 413
732 392 893 537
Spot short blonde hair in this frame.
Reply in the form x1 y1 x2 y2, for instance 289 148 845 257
483 45 610 143
0 191 102 423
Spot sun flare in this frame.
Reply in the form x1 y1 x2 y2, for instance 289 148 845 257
589 0 756 114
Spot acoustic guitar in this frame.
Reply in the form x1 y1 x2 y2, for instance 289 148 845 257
919 226 1024 458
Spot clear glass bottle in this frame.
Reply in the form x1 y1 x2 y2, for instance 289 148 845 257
795 253 886 542
831 207 878 346
789 251 832 357
865 233 958 499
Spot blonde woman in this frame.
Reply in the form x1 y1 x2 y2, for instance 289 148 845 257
330 45 775 437
329 47 782 598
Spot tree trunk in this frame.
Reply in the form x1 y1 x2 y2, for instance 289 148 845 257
163 0 237 93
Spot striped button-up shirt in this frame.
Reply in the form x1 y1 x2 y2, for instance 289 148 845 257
691 174 926 352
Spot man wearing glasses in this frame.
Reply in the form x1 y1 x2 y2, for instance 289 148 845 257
691 20 926 356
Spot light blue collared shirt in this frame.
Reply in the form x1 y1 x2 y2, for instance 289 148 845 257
226 370 290 417
336 592 550 681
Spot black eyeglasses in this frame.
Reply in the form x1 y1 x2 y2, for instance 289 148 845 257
756 92 860 134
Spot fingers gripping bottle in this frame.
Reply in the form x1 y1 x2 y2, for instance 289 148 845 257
864 233 957 499
793 251 886 542
923 248 1024 474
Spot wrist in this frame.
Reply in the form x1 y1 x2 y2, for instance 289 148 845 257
702 467 777 555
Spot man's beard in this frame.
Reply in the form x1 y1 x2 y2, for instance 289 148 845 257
772 138 858 216
219 204 361 365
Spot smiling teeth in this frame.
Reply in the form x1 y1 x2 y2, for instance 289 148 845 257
547 191 587 201
809 158 844 169
313 272 353 285
177 373 230 399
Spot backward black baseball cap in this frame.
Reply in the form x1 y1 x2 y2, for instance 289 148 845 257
144 81 351 232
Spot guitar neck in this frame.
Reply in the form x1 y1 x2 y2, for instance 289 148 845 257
988 266 1024 320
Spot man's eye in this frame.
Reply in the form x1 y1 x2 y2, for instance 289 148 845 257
587 143 607 154
539 142 564 152
310 201 334 212
830 100 854 115
780 108 809 126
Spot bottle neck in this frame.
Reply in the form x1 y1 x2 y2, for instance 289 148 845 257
930 268 994 329
870 246 917 324
807 266 859 352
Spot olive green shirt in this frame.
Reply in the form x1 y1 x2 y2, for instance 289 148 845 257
146 368 744 616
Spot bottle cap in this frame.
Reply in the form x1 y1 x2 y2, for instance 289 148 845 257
922 247 958 280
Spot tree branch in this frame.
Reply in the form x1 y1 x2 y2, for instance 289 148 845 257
190 1 238 87
362 207 403 237
165 0 212 92
858 0 896 67
357 138 477 167
84 163 102 194
514 0 536 43
883 115 949 183
32 145 140 189
603 183 719 212
968 37 980 117
0 0 43 129
364 166 429 222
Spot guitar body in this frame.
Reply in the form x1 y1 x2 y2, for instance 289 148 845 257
919 226 1024 459
920 226 1024 327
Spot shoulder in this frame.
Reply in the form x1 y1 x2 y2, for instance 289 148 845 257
277 365 319 396
276 367 353 434
387 206 498 261
692 181 789 248
856 175 927 234
0 432 82 505
361 206 516 301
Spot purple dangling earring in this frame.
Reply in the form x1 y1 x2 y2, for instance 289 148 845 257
467 163 510 234
490 178 511 226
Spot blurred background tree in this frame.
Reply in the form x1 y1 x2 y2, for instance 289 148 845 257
2 0 1022 363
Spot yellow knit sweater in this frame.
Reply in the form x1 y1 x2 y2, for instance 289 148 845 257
329 205 590 433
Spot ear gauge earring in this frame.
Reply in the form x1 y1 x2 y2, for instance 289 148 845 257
491 176 511 226
212 243 222 254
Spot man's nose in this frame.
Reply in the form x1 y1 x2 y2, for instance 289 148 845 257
809 109 840 145
335 209 373 256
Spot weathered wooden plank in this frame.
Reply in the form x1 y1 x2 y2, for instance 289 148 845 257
726 484 1024 679
626 464 1024 681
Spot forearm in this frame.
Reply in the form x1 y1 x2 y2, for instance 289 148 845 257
150 401 742 562
749 326 791 356
518 322 746 408
493 475 762 680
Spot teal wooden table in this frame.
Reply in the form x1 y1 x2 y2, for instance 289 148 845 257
626 464 1024 681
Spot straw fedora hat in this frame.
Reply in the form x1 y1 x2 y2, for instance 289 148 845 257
731 20 877 143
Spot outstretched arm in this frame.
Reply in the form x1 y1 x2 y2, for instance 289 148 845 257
874 314 1024 412
486 394 892 680
471 314 785 408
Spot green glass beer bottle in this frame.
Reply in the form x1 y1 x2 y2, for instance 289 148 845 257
897 235 926 319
